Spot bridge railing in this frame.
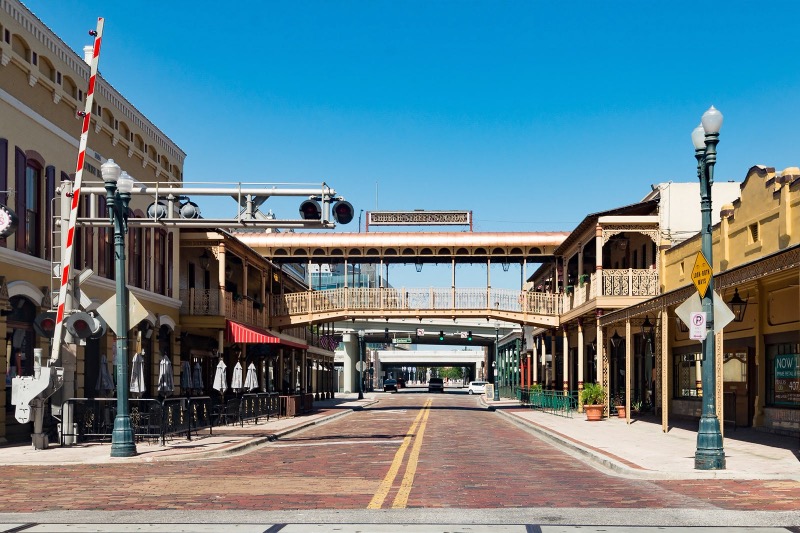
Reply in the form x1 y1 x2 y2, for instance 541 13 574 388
271 287 562 317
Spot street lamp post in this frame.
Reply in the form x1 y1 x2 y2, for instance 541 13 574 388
691 106 726 470
101 159 137 458
493 326 500 401
357 329 365 400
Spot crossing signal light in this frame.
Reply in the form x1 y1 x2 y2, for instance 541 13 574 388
299 200 322 220
33 311 57 338
439 331 445 341
332 201 354 224
65 312 107 340
385 327 390 340
468 331 473 342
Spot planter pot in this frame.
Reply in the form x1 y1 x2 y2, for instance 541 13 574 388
615 405 626 418
584 403 604 421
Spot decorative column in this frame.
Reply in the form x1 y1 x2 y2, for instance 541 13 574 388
577 319 585 412
562 326 569 395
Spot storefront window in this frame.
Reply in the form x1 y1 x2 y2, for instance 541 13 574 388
767 343 800 407
673 352 701 398
722 351 747 382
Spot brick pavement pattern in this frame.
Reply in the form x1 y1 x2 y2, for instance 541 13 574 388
0 393 798 512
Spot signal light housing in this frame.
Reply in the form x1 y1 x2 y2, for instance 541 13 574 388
65 311 107 340
33 311 58 338
332 201 354 224
439 331 445 341
467 331 473 342
299 200 321 220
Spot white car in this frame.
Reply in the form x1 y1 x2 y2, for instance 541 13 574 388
467 381 487 395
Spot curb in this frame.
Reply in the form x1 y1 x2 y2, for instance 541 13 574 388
145 400 378 463
483 398 800 481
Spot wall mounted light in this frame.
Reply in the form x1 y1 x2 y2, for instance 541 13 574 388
728 288 748 322
199 249 210 270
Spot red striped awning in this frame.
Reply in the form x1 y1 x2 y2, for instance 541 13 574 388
225 320 307 349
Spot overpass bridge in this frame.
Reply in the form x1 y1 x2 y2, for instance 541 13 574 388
269 287 561 327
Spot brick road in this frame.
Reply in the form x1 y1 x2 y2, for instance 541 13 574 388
1 393 797 512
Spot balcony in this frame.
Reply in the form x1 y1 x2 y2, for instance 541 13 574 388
561 269 659 313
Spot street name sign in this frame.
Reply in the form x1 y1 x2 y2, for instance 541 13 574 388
393 337 412 344
691 252 712 298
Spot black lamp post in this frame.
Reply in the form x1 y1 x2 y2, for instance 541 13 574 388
101 159 137 458
691 106 726 470
357 329 364 400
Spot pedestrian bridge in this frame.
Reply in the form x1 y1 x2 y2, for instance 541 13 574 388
269 287 561 327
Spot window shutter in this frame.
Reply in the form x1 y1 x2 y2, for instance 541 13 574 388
14 147 26 253
0 139 7 248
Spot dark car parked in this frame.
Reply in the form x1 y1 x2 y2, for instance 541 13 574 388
383 379 398 392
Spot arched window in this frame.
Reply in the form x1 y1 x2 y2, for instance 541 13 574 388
11 149 53 259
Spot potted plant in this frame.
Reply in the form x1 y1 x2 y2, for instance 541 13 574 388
613 394 626 418
579 274 590 287
631 399 643 415
580 382 606 421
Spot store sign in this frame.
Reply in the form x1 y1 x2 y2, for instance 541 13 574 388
774 353 800 405
0 203 18 238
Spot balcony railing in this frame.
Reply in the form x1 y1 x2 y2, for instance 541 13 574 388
271 287 562 318
561 270 660 313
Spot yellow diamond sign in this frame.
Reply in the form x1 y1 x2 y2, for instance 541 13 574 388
691 252 712 298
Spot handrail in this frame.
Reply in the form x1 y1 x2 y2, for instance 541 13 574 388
270 287 563 318
518 387 577 418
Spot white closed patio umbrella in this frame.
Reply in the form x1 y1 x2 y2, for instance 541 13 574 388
95 354 115 397
244 362 259 391
129 351 146 397
231 361 244 392
212 359 228 396
157 353 174 397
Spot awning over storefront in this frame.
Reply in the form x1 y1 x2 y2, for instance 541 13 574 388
225 320 308 350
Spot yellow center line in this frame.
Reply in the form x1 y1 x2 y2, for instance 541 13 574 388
367 399 431 509
391 398 433 508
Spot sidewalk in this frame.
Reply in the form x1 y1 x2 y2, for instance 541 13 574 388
484 396 800 481
0 393 378 466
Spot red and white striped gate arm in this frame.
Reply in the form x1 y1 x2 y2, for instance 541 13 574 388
50 18 104 364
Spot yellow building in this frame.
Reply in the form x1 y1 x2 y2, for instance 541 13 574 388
602 165 799 437
0 0 184 442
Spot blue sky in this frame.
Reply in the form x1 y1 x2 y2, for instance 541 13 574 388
22 1 800 288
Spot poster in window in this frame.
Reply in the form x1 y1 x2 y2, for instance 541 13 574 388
774 353 800 405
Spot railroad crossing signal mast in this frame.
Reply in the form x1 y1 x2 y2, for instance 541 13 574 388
11 18 354 450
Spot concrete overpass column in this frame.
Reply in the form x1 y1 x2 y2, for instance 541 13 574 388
375 355 382 388
342 332 358 394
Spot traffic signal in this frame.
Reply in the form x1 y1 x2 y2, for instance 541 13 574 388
178 200 201 219
385 327 389 340
33 311 57 338
439 331 445 341
299 199 321 220
65 311 107 340
467 331 473 341
332 201 354 224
